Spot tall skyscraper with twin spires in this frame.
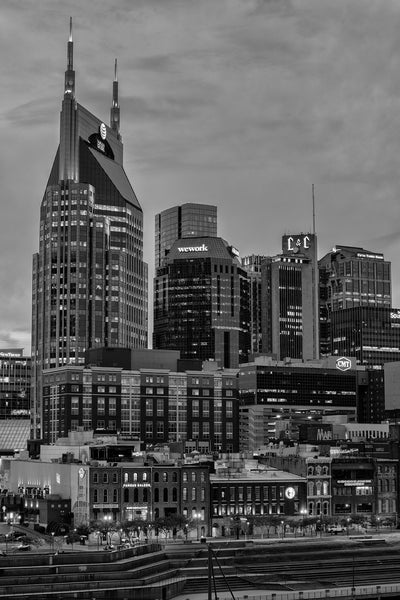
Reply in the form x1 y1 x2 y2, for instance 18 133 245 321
31 21 148 438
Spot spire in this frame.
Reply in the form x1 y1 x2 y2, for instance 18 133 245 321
64 17 75 97
110 58 120 136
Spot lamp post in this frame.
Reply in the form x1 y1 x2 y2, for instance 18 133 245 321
5 534 9 554
300 509 307 536
51 532 55 552
377 517 380 534
281 520 285 539
347 517 351 536
96 531 101 551
194 511 202 541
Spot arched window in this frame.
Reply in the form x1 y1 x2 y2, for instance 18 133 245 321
316 466 322 476
93 489 98 503
103 473 108 483
154 488 159 502
323 501 329 515
124 473 128 483
163 488 169 502
308 481 314 496
133 472 138 481
307 466 313 476
133 489 139 502
124 488 129 503
113 489 118 503
143 472 148 482
316 501 321 516
154 472 159 483
316 481 322 496
103 489 108 503
172 487 177 502
163 472 168 483
93 473 98 483
172 472 178 483
308 501 314 516
323 466 329 476
323 481 329 496
143 489 148 502
154 508 159 519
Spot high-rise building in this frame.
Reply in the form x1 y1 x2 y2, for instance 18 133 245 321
331 306 400 367
319 245 391 356
155 204 217 269
31 23 147 438
261 233 319 361
242 255 266 355
153 237 250 368
239 355 363 451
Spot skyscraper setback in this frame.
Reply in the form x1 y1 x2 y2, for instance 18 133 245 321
31 22 147 438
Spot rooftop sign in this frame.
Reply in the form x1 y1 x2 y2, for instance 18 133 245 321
178 244 208 253
336 357 352 372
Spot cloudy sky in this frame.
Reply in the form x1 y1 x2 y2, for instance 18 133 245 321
1 0 400 353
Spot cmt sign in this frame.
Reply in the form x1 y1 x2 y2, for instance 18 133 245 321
336 357 352 372
178 244 208 253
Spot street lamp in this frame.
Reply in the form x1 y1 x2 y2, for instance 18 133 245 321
194 512 202 541
347 517 351 536
51 532 55 552
300 509 307 536
5 534 9 554
281 520 285 539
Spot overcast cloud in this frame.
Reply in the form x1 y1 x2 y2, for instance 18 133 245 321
1 0 400 352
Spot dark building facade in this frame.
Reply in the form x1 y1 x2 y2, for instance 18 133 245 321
31 25 147 439
155 203 217 269
154 237 250 368
239 356 364 451
319 245 391 357
261 233 319 361
0 349 30 419
330 306 400 368
242 255 266 355
41 360 239 453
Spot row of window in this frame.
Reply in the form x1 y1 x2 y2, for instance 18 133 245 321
93 471 207 484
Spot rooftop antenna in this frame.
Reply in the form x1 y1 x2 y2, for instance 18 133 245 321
312 183 316 235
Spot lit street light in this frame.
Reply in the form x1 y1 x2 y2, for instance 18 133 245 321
194 512 202 541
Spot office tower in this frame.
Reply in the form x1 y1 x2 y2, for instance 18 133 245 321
261 233 319 361
319 245 391 356
239 355 362 451
153 237 250 368
0 349 30 420
242 255 266 355
31 23 148 438
155 204 217 269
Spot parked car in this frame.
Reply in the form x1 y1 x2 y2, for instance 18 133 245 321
16 544 31 551
327 525 346 535
103 544 115 551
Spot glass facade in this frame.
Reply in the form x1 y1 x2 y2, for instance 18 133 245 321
319 245 391 357
155 204 217 269
0 350 30 419
153 237 250 368
330 306 400 368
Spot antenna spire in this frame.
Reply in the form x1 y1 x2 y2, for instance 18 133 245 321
312 183 316 235
110 58 121 136
64 17 75 97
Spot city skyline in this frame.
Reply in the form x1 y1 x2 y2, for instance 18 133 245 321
2 0 400 352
